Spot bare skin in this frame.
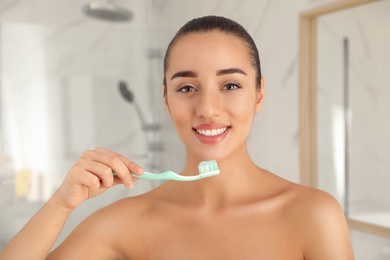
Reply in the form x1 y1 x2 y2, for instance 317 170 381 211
49 162 352 259
0 30 354 259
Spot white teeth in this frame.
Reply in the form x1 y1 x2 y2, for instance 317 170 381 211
196 127 227 137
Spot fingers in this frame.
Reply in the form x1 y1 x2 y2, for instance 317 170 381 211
76 158 114 188
71 166 102 190
81 147 143 189
57 147 143 209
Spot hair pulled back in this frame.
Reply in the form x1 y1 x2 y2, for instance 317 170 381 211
163 15 262 94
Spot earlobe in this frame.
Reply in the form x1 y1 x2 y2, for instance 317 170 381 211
255 78 265 113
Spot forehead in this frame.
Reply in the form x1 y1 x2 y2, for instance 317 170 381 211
167 31 253 73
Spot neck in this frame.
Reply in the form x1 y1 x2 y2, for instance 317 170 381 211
179 145 262 210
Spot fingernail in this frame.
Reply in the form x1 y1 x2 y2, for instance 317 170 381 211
127 180 135 189
136 166 144 174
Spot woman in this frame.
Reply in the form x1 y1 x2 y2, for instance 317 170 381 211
0 16 354 259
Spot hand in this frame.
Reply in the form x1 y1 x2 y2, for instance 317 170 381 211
54 147 144 210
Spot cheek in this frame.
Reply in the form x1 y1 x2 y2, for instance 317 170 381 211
167 98 190 125
167 99 195 144
230 93 258 118
228 94 258 137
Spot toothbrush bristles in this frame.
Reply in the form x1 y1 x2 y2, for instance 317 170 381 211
198 160 219 174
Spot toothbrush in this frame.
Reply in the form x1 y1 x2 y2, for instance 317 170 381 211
129 160 220 181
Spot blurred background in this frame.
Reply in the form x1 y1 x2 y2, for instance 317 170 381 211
0 0 388 258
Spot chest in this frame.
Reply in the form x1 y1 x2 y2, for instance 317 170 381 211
126 212 304 260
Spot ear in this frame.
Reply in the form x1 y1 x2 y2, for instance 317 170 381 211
162 83 171 117
255 77 265 113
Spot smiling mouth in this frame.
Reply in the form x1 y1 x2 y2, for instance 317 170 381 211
195 127 228 137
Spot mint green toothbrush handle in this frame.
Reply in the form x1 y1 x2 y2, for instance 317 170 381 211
131 171 203 181
131 171 173 180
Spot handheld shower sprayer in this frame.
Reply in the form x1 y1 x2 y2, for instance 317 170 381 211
118 80 134 102
118 81 160 131
118 80 163 173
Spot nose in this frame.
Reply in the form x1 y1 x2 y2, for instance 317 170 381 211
195 89 222 119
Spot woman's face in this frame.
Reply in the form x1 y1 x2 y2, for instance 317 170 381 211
164 31 264 161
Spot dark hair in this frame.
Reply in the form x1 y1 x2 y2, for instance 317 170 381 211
163 15 262 95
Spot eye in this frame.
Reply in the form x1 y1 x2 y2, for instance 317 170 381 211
177 85 196 93
223 83 242 91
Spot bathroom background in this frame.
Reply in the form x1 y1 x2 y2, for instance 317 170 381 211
0 0 388 258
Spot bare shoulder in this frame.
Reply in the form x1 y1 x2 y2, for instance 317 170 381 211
48 190 158 259
262 170 344 215
280 179 354 259
286 181 343 215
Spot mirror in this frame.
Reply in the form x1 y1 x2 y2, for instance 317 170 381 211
300 0 390 237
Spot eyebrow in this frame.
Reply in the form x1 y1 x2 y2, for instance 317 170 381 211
216 68 247 76
170 68 247 80
170 71 198 80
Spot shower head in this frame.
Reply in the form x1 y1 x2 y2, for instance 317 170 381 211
119 81 134 103
118 80 149 130
82 1 133 22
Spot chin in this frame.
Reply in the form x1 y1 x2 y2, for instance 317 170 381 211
190 148 232 162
